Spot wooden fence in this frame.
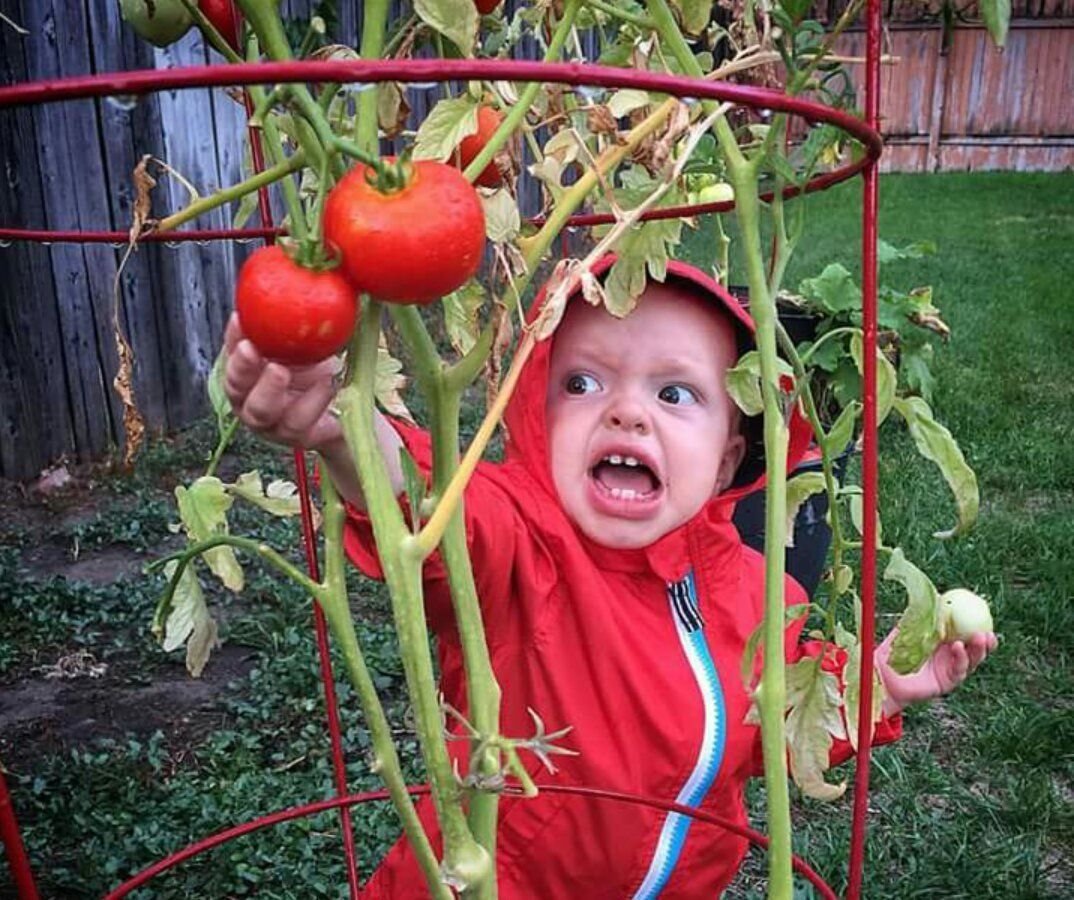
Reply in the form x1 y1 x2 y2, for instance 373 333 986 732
0 1 1071 480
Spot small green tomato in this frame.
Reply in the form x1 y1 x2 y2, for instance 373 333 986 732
119 0 194 47
940 588 993 642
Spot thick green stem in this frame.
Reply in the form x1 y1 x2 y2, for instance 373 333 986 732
339 302 490 894
462 0 581 185
356 0 390 154
204 418 239 478
649 4 796 893
319 473 451 899
390 307 503 890
730 169 794 900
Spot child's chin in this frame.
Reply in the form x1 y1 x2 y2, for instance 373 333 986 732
579 518 663 550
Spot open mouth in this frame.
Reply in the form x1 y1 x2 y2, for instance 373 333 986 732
590 453 661 501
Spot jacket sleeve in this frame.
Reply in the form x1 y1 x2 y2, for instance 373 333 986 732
748 621 903 777
338 418 520 638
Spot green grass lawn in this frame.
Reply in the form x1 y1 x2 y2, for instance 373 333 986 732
2 171 1072 898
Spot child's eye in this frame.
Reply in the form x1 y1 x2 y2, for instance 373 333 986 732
565 373 601 395
658 384 698 406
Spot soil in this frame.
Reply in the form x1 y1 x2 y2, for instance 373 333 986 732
0 460 257 779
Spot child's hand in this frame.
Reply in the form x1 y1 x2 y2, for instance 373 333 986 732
223 313 343 452
874 628 998 716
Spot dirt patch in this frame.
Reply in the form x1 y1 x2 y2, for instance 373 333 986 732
0 644 256 776
16 539 153 585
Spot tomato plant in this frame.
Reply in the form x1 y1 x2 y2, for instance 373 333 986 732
235 245 357 365
198 0 242 49
322 160 486 304
474 0 501 14
119 0 193 47
457 105 505 188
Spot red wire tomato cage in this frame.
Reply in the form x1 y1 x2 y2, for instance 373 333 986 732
0 5 886 895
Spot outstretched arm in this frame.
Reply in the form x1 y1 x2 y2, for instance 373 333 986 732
875 629 998 716
223 313 403 508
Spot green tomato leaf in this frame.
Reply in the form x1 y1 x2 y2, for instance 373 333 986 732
207 347 236 441
726 351 765 417
226 472 303 518
884 548 943 675
414 0 479 56
725 350 795 417
799 263 860 315
786 658 847 801
670 0 714 35
900 343 936 403
980 0 1011 48
877 239 937 264
607 89 652 119
823 399 860 458
481 188 521 244
444 281 487 356
414 96 479 162
893 396 979 538
157 561 219 678
398 447 426 534
843 638 883 751
847 487 884 548
786 472 827 547
376 338 415 425
850 333 896 426
174 477 243 592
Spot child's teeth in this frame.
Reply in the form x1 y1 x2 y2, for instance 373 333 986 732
620 489 637 500
624 456 639 467
610 487 622 498
608 454 623 465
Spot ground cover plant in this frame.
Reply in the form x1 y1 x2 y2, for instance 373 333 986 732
3 171 1071 897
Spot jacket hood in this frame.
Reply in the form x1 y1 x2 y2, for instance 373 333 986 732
498 255 812 542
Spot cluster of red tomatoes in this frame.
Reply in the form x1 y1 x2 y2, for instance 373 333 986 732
237 151 494 364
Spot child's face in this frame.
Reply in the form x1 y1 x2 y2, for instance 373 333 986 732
546 283 746 549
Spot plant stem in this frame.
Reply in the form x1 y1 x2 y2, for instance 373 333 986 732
154 152 304 234
730 165 794 900
319 472 451 899
584 0 655 28
338 302 490 894
204 418 239 477
355 0 390 154
462 0 582 185
391 306 503 884
152 533 324 603
648 3 796 893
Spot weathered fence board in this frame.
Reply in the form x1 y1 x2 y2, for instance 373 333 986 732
0 2 1071 480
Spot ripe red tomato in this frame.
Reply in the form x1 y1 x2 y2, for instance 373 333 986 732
322 160 486 305
198 0 242 50
474 0 501 13
236 245 357 365
457 105 505 188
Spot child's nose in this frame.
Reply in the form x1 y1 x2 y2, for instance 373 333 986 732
603 398 650 434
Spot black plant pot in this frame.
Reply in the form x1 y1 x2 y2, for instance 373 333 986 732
732 449 853 600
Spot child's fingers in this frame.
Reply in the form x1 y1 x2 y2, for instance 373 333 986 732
964 633 994 671
272 377 338 447
944 640 970 688
224 339 267 405
240 363 293 432
224 312 244 352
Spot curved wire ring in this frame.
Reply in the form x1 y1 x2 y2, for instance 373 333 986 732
0 58 881 244
103 783 839 899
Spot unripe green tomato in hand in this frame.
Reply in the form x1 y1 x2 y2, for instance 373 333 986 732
323 159 486 305
120 0 193 47
236 245 358 365
940 589 994 642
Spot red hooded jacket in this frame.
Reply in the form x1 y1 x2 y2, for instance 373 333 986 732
348 259 901 898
